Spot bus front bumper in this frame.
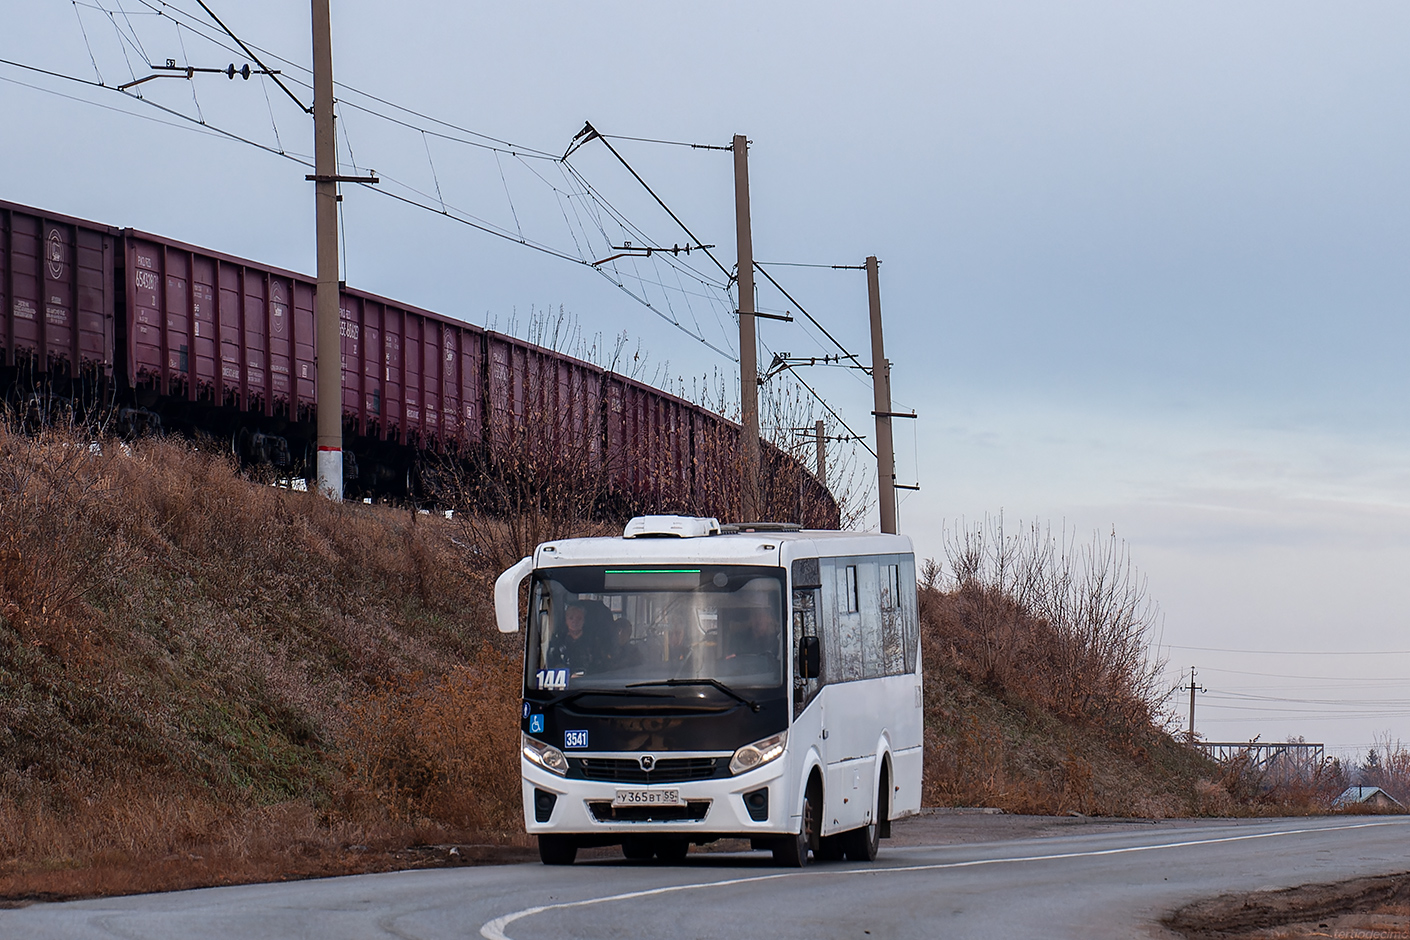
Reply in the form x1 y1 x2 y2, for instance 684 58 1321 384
521 756 792 837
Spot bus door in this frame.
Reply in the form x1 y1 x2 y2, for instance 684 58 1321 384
819 558 877 834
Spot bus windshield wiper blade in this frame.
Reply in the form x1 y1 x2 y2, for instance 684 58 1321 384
545 688 672 709
625 678 760 712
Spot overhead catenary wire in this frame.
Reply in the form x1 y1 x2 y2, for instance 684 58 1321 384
568 125 734 283
754 262 864 369
0 56 311 164
0 52 741 360
16 8 879 464
596 132 732 151
192 0 309 111
71 0 105 84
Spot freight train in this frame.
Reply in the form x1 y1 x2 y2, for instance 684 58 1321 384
0 199 838 526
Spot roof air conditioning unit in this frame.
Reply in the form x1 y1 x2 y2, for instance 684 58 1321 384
623 515 721 538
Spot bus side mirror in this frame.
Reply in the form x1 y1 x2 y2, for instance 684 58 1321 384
798 635 821 679
494 557 533 633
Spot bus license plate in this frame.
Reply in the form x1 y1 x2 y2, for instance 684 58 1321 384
613 788 685 807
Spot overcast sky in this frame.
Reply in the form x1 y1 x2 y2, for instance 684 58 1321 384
5 1 1410 757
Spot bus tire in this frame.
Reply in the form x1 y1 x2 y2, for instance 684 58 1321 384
841 820 879 862
538 835 578 865
843 778 886 862
773 784 819 867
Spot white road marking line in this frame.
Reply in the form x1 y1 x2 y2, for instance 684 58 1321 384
480 820 1409 940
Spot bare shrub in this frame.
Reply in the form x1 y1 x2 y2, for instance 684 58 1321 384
1357 735 1410 807
341 653 522 830
918 516 1229 817
937 515 1168 730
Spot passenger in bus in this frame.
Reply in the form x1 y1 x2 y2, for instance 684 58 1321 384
601 617 643 669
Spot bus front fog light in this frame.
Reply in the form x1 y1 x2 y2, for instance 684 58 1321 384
730 731 787 775
522 734 569 775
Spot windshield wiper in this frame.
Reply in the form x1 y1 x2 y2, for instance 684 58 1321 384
544 688 672 710
625 678 761 712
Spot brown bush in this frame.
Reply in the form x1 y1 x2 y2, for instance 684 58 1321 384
342 654 522 830
918 518 1218 817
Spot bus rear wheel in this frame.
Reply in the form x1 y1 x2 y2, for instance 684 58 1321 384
841 820 879 861
843 777 886 862
538 835 578 865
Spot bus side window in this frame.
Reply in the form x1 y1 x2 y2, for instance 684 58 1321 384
880 561 905 676
901 555 919 674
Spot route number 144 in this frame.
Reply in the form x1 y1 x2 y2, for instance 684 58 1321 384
536 669 568 691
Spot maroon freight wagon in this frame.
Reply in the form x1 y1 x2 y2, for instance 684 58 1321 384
0 201 117 395
1 199 837 524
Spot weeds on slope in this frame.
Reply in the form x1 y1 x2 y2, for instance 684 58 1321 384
0 421 527 898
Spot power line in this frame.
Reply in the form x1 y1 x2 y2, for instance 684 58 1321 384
1194 665 1410 683
1167 644 1410 655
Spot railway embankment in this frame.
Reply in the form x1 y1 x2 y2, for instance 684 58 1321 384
0 424 1342 901
0 424 526 901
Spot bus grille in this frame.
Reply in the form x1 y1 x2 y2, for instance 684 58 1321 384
588 800 712 823
575 757 719 784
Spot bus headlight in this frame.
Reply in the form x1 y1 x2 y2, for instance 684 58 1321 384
522 734 569 775
729 731 787 775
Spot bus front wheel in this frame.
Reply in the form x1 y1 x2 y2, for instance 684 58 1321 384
538 835 578 865
773 786 818 867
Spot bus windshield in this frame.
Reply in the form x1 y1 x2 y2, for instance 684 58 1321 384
525 565 785 694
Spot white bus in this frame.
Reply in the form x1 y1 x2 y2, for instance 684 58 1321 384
495 515 923 866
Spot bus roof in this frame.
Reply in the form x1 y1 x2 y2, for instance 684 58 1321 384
533 520 913 569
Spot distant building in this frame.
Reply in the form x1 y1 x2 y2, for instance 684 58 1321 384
1334 786 1405 812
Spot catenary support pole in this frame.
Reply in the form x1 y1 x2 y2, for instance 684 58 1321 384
312 0 343 500
867 256 896 534
814 419 826 485
733 134 761 522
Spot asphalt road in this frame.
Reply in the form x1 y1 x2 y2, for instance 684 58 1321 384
5 815 1410 939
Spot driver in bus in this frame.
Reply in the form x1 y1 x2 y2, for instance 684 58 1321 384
727 603 778 661
548 602 596 673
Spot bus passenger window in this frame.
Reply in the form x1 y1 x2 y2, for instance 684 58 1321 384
882 564 900 609
840 565 858 613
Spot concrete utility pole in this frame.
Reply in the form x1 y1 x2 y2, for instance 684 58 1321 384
814 419 826 485
733 134 761 522
311 0 342 501
1179 666 1207 744
866 256 896 534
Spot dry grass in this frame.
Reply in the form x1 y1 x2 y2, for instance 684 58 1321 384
0 421 527 900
